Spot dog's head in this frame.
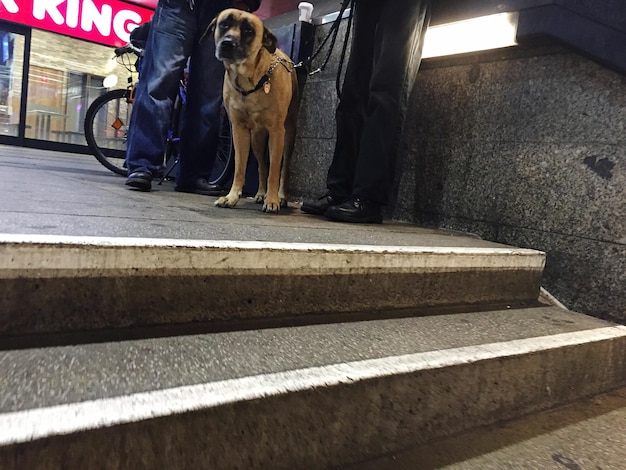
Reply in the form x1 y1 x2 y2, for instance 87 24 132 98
201 9 277 64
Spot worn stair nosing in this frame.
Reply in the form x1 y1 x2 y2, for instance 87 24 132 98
0 233 548 340
2 325 624 447
0 233 546 276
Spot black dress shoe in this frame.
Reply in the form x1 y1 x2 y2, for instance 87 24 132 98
175 178 226 196
126 171 152 191
301 193 345 215
324 197 383 224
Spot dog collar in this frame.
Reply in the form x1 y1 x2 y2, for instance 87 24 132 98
233 54 294 97
234 74 271 97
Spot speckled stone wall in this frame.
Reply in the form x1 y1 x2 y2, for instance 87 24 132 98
394 47 625 323
289 23 625 323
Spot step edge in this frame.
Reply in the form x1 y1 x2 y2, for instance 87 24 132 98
0 233 545 255
2 325 624 446
0 235 546 275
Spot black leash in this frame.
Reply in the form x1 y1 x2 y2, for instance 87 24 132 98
295 0 355 99
333 0 355 99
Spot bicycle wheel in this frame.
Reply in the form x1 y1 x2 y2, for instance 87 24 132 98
208 105 234 186
84 88 132 176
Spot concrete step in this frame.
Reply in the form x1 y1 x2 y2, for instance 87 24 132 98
1 306 624 469
348 387 626 470
0 234 545 342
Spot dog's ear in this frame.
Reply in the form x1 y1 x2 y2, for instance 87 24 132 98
262 26 277 53
199 17 218 43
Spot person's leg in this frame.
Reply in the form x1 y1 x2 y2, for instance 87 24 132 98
175 2 227 192
350 0 430 205
125 0 195 183
325 0 380 200
302 0 379 215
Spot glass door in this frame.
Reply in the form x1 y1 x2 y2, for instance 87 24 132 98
25 64 65 141
62 71 105 145
0 21 29 143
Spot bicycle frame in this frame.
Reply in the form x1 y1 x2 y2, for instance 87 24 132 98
157 66 188 183
86 46 233 187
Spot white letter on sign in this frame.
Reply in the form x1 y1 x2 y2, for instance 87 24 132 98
81 0 113 37
66 0 80 28
33 0 65 25
1 0 19 14
113 10 142 43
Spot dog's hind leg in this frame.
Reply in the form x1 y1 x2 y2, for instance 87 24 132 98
215 124 250 208
278 79 299 209
251 128 269 204
279 103 298 208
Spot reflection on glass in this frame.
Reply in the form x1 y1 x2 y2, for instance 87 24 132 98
0 31 24 138
26 65 67 140
25 30 128 144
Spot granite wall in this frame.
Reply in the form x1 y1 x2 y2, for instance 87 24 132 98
289 22 625 323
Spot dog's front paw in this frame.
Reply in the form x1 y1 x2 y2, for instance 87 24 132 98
262 202 280 213
262 196 281 213
262 190 283 213
215 193 240 208
279 197 288 208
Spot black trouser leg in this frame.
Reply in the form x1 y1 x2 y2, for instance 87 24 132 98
327 0 431 205
326 1 380 200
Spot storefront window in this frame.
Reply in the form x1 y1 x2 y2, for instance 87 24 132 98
0 30 25 138
24 29 132 144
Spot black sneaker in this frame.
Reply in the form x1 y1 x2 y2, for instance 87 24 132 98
175 178 226 196
301 193 345 215
126 171 152 191
324 197 383 224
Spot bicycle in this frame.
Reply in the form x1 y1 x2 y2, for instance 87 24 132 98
84 41 234 187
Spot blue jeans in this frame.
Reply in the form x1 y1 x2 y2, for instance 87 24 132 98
126 0 230 186
326 0 431 205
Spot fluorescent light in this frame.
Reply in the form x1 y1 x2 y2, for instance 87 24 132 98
422 12 519 59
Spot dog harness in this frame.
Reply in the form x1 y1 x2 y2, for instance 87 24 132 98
233 54 294 97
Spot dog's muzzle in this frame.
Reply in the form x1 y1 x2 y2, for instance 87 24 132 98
216 36 244 61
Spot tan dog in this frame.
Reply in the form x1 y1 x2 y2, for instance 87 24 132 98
203 9 299 213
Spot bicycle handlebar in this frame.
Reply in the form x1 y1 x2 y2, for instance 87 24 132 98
114 42 144 58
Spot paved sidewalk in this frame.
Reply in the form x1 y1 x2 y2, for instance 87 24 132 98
2 145 623 470
0 144 506 248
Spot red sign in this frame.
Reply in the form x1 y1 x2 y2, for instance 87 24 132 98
121 0 157 8
0 0 154 47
